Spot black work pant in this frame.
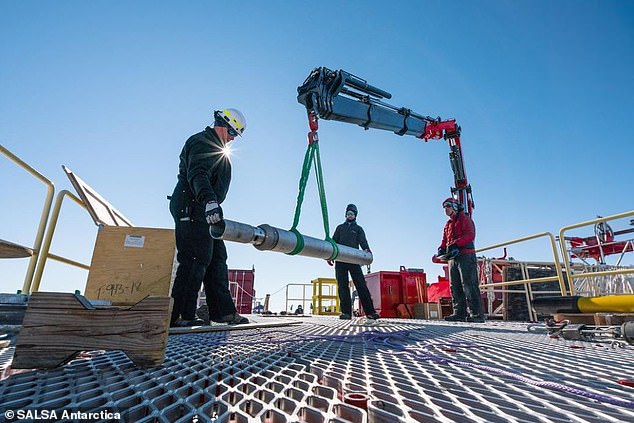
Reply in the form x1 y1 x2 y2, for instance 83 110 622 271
335 262 377 316
448 253 483 317
170 219 236 323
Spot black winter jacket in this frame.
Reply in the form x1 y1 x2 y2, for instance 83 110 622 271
332 220 370 251
169 127 231 222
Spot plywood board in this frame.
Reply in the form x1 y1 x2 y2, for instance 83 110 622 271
85 226 175 305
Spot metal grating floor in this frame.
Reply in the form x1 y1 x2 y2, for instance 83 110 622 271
1 317 634 422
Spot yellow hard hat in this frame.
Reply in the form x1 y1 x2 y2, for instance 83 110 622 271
215 108 246 137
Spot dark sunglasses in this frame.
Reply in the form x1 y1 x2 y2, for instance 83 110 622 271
227 127 238 137
443 203 455 208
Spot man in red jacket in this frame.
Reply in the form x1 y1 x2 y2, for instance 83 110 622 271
436 197 484 323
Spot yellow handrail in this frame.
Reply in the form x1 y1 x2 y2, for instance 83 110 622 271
558 210 634 295
480 275 560 288
47 253 91 270
1 144 55 294
31 190 90 292
476 231 567 295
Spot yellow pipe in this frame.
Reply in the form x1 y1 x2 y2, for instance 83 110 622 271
578 295 634 313
31 190 87 292
559 210 634 296
533 294 634 314
1 144 55 294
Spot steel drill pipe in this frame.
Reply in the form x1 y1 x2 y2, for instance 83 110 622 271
209 219 373 265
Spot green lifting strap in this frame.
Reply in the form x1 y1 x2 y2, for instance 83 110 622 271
288 141 338 260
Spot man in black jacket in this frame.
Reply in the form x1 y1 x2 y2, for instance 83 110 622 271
331 204 380 321
169 108 249 327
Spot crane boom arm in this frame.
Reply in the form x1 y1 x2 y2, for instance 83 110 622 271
297 66 474 215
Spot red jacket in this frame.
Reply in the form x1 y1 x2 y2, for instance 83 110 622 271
440 212 476 254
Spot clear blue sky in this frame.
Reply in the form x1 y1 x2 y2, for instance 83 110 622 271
2 1 633 312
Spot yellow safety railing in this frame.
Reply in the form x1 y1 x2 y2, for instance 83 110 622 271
477 231 568 295
1 144 55 294
559 210 634 296
31 190 91 292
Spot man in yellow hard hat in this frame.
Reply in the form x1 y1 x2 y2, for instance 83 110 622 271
168 108 249 327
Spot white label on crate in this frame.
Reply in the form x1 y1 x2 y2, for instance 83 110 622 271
124 234 145 248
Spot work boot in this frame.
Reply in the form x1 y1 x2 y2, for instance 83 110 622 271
339 313 352 320
220 312 249 325
171 318 205 328
466 314 486 323
196 304 209 322
360 313 380 325
444 314 467 322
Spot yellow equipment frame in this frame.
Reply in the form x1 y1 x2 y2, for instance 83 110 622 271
311 278 340 315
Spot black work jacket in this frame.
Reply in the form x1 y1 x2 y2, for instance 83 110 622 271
332 220 370 250
170 127 231 222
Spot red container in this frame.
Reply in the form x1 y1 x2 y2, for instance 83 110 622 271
364 271 403 318
400 267 427 304
229 269 255 314
364 267 427 318
197 268 255 314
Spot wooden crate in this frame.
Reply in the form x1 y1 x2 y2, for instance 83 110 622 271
553 313 597 325
425 302 442 320
85 226 175 305
12 292 172 369
553 313 634 325
411 302 427 319
594 313 634 326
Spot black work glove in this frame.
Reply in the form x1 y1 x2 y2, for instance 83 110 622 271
446 244 460 259
205 201 223 225
437 247 446 257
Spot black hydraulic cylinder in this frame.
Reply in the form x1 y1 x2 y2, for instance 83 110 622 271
532 296 580 314
340 70 392 99
297 67 429 137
